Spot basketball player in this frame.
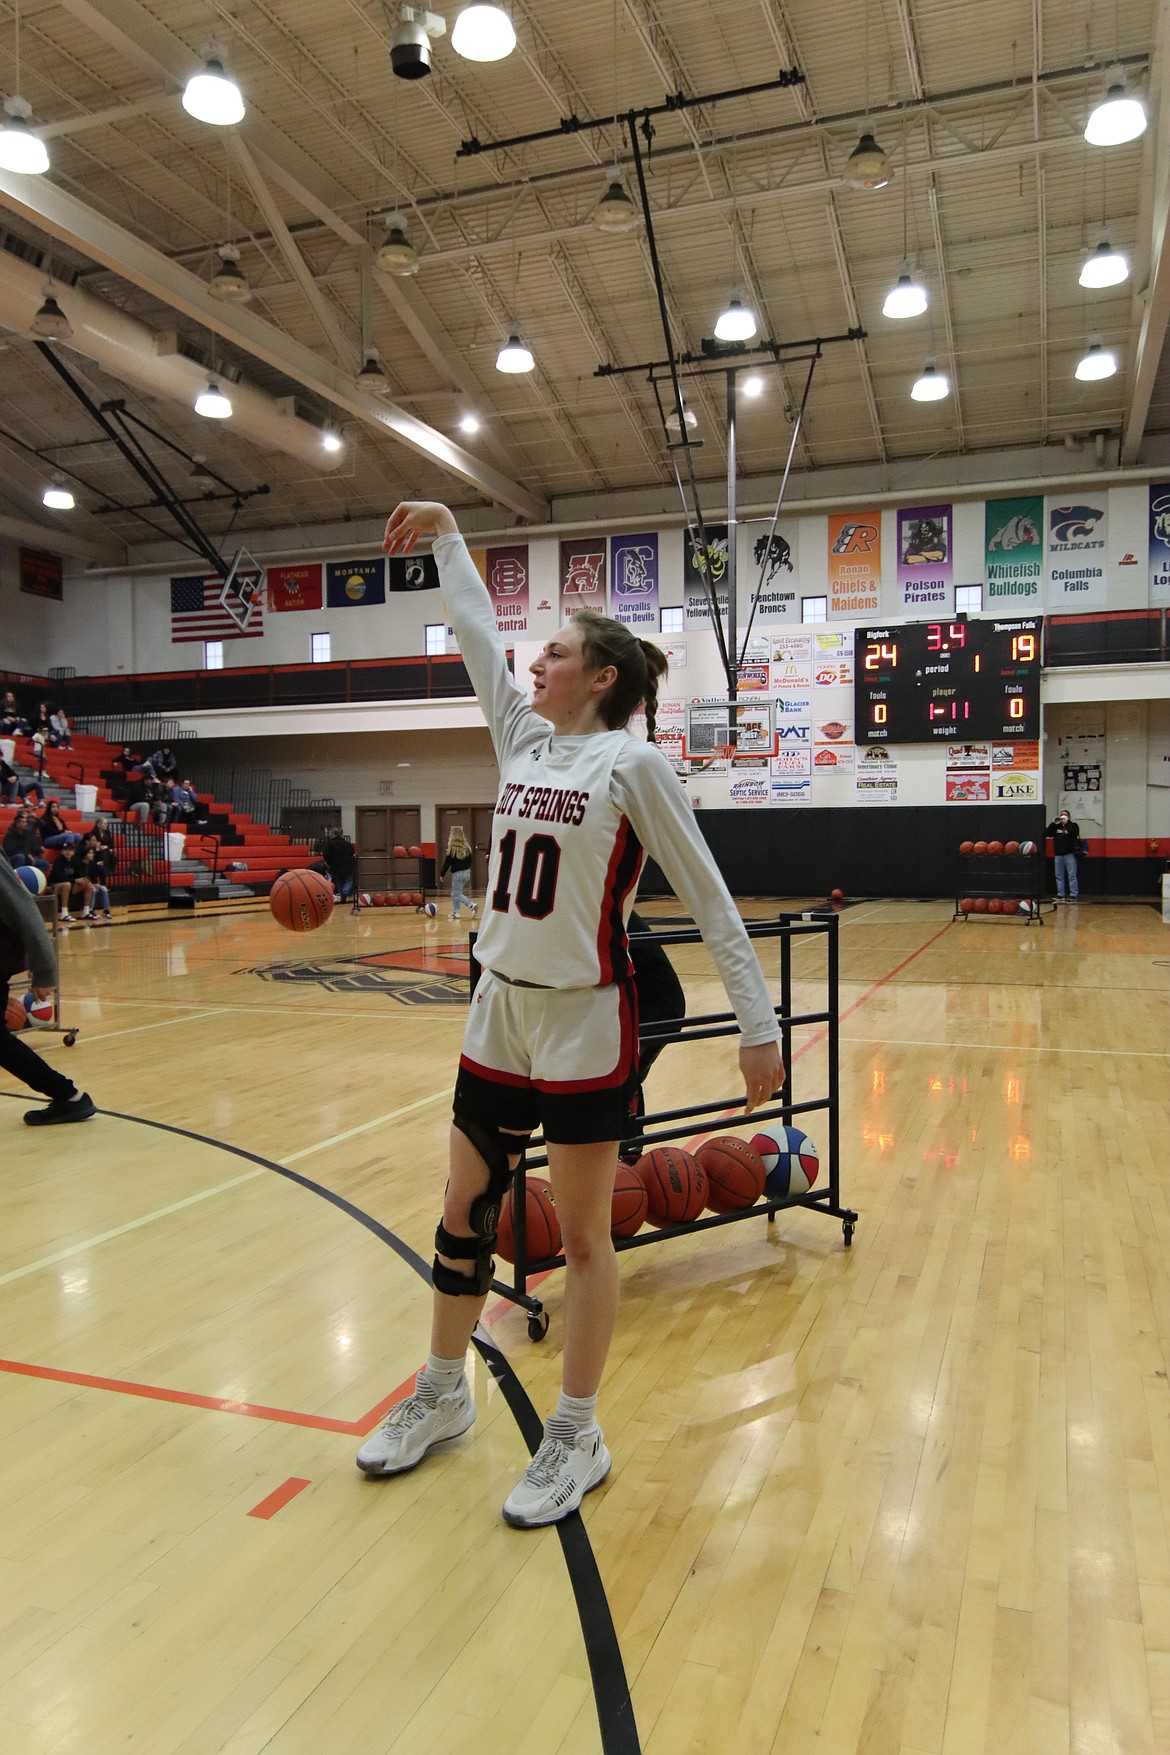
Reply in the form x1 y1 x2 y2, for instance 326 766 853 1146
0 850 95 1123
357 502 783 1527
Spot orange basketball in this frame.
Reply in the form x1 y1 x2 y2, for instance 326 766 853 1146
988 898 1003 914
497 1178 560 1263
5 995 27 1031
1005 840 1020 856
411 890 424 906
960 898 974 914
635 1146 707 1226
392 844 407 859
407 843 422 858
610 1165 648 1237
973 840 988 855
973 897 988 913
988 840 1004 856
695 1135 766 1213
269 869 335 932
959 840 975 856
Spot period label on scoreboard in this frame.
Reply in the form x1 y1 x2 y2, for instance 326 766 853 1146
855 617 1041 742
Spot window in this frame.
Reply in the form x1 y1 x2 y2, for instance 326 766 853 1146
954 584 982 617
425 623 446 656
660 605 684 635
204 640 223 669
311 632 331 664
801 595 828 624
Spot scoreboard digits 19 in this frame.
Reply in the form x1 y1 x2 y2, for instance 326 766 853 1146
855 618 1041 742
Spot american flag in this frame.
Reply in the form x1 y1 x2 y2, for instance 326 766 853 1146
170 573 265 643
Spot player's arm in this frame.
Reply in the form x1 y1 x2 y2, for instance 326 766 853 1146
0 855 57 997
614 744 783 1112
383 502 538 764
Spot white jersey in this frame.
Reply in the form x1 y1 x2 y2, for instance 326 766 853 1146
433 534 779 1047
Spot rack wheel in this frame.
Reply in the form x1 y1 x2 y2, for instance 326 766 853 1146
64 1031 77 1047
527 1309 550 1342
842 1220 854 1247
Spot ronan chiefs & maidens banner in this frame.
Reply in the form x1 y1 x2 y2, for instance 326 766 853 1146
827 512 880 616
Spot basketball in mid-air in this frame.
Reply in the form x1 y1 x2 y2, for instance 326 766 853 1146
269 870 334 932
15 864 46 895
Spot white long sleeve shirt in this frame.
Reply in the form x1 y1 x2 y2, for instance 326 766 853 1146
433 533 779 1046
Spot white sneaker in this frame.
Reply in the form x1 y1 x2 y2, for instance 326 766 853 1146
58 913 73 924
502 1420 611 1528
355 1376 475 1478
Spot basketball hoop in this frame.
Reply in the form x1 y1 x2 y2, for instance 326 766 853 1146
690 743 736 772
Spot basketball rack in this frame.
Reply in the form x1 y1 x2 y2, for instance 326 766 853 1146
479 913 854 1341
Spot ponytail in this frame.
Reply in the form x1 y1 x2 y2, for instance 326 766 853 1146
572 610 669 740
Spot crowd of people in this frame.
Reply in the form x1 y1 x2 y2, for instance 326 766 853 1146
1 807 118 924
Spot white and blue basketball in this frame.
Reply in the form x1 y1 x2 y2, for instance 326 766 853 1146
15 864 46 895
423 901 437 917
749 1125 820 1199
22 992 54 1028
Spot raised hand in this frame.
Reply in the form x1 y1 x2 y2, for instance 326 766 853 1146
382 502 457 555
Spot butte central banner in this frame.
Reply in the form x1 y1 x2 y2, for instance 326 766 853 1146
470 544 530 636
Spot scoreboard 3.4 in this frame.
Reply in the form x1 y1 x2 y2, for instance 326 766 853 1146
855 618 1041 742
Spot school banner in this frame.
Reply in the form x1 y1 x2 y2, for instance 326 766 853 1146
486 544 529 635
18 547 63 600
326 558 386 607
745 523 799 623
559 537 606 619
1149 485 1170 605
896 504 952 613
267 563 322 612
1046 498 1107 608
985 496 1043 606
387 554 439 591
827 512 880 616
609 532 659 630
684 523 730 627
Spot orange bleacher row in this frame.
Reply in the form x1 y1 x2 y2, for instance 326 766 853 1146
4 731 316 892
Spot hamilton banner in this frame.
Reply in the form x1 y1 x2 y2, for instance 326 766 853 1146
609 532 659 630
683 523 730 628
827 512 880 617
985 496 1043 606
559 537 607 619
1046 498 1107 608
896 504 952 613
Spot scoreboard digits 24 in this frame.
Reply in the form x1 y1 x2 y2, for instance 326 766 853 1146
855 618 1041 742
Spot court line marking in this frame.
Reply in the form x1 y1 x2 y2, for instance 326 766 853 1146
839 1033 1169 1059
247 1478 312 1519
281 1086 452 1163
56 1009 228 1045
0 1356 366 1433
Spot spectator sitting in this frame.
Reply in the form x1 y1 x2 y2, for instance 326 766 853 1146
48 845 93 923
122 773 150 822
78 834 113 921
39 799 82 850
114 746 143 776
321 827 357 899
148 780 172 827
149 745 178 780
29 702 52 745
2 809 50 873
48 708 72 749
1 756 21 804
169 778 197 825
1 690 29 735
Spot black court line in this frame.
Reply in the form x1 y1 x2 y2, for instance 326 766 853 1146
0 1093 642 1755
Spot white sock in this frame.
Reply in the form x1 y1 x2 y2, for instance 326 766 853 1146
418 1352 466 1401
552 1389 599 1435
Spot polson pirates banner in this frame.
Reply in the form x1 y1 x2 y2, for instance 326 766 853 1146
1149 484 1170 606
684 523 730 628
985 496 1043 605
609 532 659 630
1046 498 1107 608
897 504 952 613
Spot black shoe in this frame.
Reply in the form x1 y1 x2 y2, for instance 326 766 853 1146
24 1091 96 1126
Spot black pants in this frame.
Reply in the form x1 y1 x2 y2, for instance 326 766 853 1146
0 981 75 1101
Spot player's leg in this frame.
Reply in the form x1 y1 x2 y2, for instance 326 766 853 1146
0 983 94 1123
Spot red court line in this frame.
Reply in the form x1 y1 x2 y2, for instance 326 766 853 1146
248 1477 311 1519
0 1356 368 1433
789 916 955 1064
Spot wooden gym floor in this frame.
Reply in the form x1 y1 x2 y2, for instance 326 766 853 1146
0 896 1166 1755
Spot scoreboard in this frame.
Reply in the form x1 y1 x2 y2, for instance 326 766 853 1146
855 618 1041 743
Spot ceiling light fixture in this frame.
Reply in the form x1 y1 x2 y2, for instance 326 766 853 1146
190 454 215 486
356 353 388 391
882 263 928 319
376 211 419 275
42 477 74 511
1075 340 1118 381
496 333 534 373
30 288 72 340
714 294 758 342
209 243 251 302
195 380 233 419
664 404 698 431
845 131 891 190
741 374 765 399
458 412 481 434
389 7 447 78
1084 76 1147 146
182 49 245 127
321 428 343 453
1078 240 1128 288
592 174 641 234
451 5 516 62
0 97 49 174
910 360 949 401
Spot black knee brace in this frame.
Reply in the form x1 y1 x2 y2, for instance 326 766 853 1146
433 1220 494 1296
432 1115 529 1297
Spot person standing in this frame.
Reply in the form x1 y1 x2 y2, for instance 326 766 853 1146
439 826 477 922
0 851 95 1124
321 827 357 900
355 501 783 1529
1046 808 1081 901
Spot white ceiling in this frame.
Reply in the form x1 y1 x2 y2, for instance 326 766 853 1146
0 0 1165 563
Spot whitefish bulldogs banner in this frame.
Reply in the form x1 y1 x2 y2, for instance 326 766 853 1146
559 537 606 619
985 496 1043 606
1150 484 1170 605
609 532 659 630
897 504 952 613
684 523 730 627
1046 499 1107 608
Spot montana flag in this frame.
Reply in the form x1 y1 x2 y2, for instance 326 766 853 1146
170 574 263 642
326 559 386 607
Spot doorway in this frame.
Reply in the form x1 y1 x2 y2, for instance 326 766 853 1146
355 805 422 892
436 804 494 894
